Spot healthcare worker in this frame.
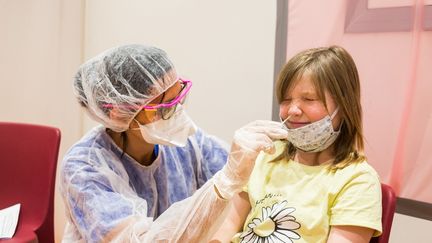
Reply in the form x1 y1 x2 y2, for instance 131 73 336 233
60 44 288 242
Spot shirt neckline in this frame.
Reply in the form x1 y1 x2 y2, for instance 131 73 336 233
99 126 163 170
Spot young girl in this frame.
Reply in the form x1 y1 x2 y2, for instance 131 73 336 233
212 46 382 243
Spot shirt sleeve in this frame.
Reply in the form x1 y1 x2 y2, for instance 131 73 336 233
192 128 229 187
330 166 382 237
61 148 148 242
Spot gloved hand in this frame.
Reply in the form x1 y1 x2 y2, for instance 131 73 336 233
213 120 288 199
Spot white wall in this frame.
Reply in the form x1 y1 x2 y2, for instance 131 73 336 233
83 0 277 143
390 213 431 243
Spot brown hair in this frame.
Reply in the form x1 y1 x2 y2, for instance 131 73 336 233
275 45 365 167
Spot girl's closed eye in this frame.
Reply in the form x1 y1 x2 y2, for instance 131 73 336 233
302 96 318 102
281 98 293 104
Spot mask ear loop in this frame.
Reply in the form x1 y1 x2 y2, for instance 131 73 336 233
131 119 144 130
330 107 339 119
330 107 343 132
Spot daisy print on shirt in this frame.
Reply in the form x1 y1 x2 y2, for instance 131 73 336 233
240 200 301 243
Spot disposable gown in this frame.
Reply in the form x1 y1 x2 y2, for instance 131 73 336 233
60 125 228 242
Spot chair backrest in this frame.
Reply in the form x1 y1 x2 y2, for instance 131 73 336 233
0 122 61 243
370 183 396 243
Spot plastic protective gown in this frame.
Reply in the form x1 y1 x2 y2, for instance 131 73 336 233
60 125 228 242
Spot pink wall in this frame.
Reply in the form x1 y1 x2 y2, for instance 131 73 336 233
286 0 432 203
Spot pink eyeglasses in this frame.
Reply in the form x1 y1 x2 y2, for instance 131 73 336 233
102 79 192 121
143 79 192 110
142 79 192 120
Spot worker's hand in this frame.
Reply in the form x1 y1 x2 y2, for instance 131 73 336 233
213 120 288 199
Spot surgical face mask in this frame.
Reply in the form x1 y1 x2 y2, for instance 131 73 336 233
134 105 197 147
281 108 340 153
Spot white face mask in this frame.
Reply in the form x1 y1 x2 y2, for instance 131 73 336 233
134 105 197 147
281 108 340 153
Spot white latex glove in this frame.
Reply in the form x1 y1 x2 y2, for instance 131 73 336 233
213 120 288 199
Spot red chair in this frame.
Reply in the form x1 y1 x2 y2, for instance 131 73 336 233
0 122 61 243
370 183 396 243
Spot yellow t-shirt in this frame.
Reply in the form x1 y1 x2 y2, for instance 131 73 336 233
232 141 382 243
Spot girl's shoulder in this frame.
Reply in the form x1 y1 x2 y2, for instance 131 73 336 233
336 160 379 176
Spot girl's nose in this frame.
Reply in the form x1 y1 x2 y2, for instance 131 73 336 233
287 103 302 116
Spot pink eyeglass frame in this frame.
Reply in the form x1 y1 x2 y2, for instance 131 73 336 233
143 79 192 110
101 79 192 110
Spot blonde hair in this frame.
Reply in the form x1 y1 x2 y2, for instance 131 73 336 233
275 45 365 167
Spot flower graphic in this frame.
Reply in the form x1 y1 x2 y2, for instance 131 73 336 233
240 200 301 243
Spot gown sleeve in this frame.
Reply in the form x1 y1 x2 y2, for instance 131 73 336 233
61 131 231 243
192 128 229 187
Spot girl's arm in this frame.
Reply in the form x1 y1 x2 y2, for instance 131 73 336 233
327 225 374 243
